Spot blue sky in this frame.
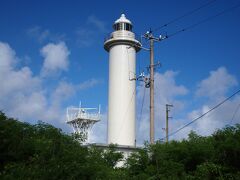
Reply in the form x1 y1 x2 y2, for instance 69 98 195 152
0 0 240 144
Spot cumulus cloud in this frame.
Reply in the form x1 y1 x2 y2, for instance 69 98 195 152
0 42 41 100
2 40 238 145
51 81 76 106
40 42 70 76
136 67 239 144
196 67 238 99
0 42 17 70
86 70 190 145
136 71 188 144
85 67 240 145
0 42 44 122
169 67 240 141
0 41 102 133
72 67 239 145
186 67 240 137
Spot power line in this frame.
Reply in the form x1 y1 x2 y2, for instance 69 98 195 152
165 2 240 39
139 85 146 123
116 89 136 142
160 88 240 141
153 0 217 32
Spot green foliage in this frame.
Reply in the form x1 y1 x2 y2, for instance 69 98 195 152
125 147 150 178
0 112 123 179
194 162 225 179
1 111 240 179
212 125 240 170
124 126 240 179
103 144 124 167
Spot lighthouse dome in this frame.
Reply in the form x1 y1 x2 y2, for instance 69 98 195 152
114 14 132 24
113 14 133 31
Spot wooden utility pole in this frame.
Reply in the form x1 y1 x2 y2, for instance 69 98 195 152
150 38 155 144
142 30 166 144
166 104 173 143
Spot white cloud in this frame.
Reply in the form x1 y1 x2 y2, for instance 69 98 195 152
0 42 41 100
0 42 17 71
52 81 75 105
136 71 188 144
78 78 103 90
68 67 239 145
167 67 240 142
136 68 239 144
185 67 240 137
81 67 240 145
11 92 47 120
0 41 102 133
27 26 66 43
0 42 45 123
89 113 107 144
40 42 70 76
87 15 107 33
27 26 50 43
2 40 238 145
76 15 107 47
196 67 238 99
183 95 240 137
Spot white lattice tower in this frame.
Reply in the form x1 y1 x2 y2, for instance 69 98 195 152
66 103 101 142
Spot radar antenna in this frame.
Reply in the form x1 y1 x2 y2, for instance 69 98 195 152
66 102 101 143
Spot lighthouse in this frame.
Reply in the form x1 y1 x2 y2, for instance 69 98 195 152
104 14 141 146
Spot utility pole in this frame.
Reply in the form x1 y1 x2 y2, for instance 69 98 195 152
149 37 155 144
142 30 166 144
166 104 173 143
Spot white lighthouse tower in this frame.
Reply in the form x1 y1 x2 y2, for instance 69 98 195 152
104 14 141 146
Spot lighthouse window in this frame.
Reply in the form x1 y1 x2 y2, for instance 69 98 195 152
114 23 123 30
126 23 132 31
114 23 132 31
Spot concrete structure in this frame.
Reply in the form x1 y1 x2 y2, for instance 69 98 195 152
104 14 141 146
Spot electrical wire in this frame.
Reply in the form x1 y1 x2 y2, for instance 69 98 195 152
130 33 149 51
126 46 138 80
139 86 146 123
153 0 217 32
116 88 136 143
164 2 240 39
160 88 240 141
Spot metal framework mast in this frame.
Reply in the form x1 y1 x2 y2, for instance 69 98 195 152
66 103 101 143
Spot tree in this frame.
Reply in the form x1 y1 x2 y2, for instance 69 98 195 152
1 111 240 179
